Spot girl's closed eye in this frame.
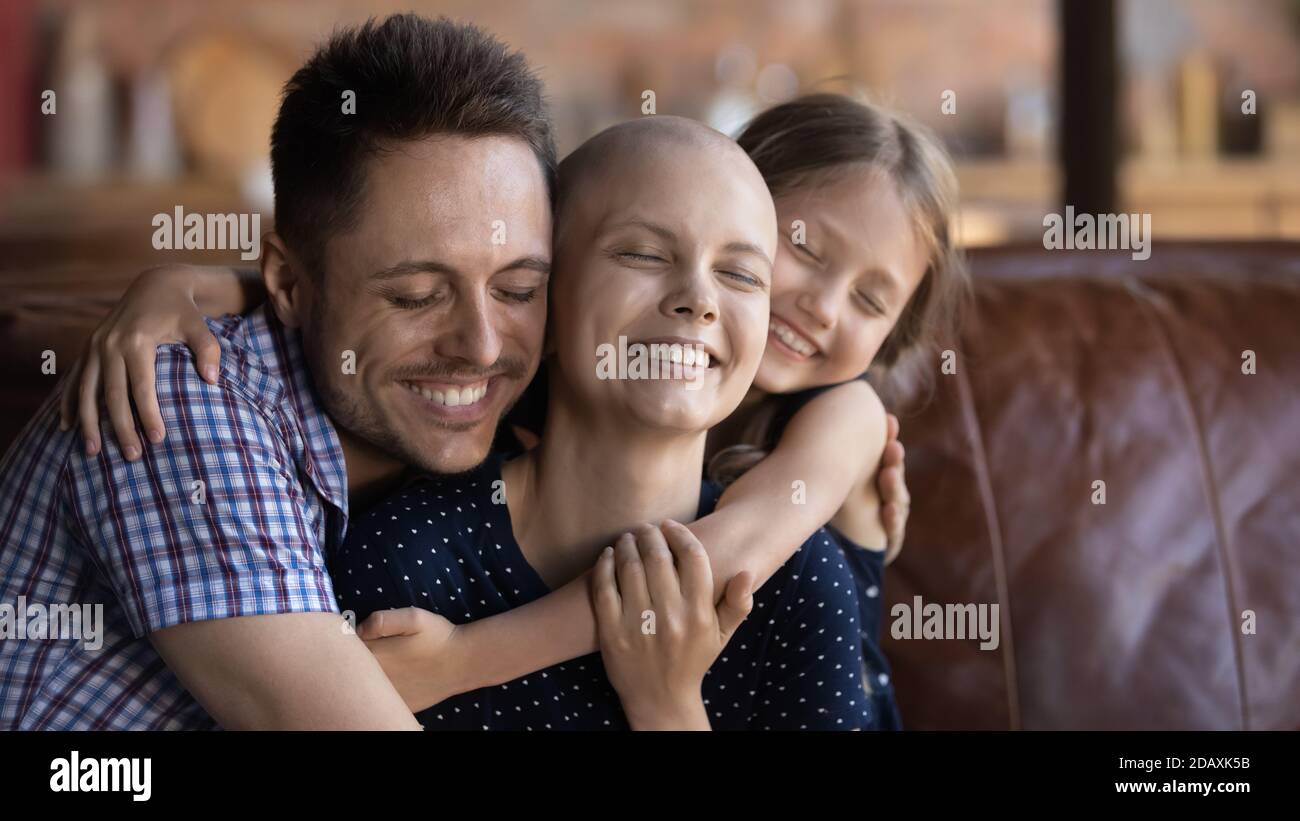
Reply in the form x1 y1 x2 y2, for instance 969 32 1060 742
856 290 887 316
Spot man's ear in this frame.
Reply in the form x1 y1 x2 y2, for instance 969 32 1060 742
261 232 307 329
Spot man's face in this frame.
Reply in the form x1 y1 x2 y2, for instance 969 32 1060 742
301 135 551 475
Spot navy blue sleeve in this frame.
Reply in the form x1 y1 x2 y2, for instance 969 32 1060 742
750 530 871 730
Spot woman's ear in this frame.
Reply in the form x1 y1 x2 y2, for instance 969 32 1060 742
260 233 305 329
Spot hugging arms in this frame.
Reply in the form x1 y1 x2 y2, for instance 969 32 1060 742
59 262 908 724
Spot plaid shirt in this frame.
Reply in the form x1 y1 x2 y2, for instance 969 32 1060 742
0 305 348 729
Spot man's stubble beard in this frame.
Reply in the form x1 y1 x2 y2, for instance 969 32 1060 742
301 293 526 477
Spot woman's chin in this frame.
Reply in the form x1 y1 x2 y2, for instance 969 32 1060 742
618 385 726 435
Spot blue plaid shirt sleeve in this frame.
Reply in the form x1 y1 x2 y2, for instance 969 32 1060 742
63 343 339 638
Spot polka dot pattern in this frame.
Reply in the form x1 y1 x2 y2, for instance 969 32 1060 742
334 455 872 730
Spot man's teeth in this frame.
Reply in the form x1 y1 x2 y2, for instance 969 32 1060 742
770 319 816 356
406 381 488 407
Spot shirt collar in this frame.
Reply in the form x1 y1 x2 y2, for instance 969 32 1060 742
242 305 350 519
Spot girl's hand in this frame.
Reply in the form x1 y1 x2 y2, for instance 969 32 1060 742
591 520 753 730
59 265 224 459
355 607 464 714
878 412 911 564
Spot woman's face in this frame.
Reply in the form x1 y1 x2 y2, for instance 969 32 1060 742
755 166 930 395
548 138 777 435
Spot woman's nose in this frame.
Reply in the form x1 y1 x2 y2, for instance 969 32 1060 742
662 266 719 323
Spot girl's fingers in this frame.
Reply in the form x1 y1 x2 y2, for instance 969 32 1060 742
885 412 900 445
184 319 222 385
881 438 904 470
882 501 898 532
634 523 680 607
878 463 910 509
125 342 165 445
715 570 754 641
102 354 142 461
591 546 622 631
613 531 651 618
660 519 711 605
76 353 103 456
357 607 420 640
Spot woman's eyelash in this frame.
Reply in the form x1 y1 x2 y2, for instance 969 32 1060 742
721 270 762 287
617 251 663 263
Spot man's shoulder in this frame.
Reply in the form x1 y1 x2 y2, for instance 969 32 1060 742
151 306 298 419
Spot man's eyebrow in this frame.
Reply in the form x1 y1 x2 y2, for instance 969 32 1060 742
369 260 458 281
369 256 551 280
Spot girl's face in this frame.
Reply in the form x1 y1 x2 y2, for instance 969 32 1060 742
755 166 930 395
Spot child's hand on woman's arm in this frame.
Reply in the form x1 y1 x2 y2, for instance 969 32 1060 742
60 264 262 458
878 412 911 563
354 383 906 697
352 607 467 713
592 521 753 730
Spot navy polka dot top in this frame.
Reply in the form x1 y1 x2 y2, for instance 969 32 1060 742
334 453 872 730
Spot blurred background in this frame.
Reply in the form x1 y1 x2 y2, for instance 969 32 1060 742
0 1 1296 730
0 0 1298 270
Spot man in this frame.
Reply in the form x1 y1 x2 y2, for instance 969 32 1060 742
0 15 555 729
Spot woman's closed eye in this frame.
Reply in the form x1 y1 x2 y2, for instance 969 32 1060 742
615 250 667 264
717 268 764 289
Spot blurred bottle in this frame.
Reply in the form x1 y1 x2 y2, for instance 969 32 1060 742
48 8 115 179
126 69 181 180
1176 52 1218 159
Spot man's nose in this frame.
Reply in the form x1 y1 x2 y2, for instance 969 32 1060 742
433 292 502 368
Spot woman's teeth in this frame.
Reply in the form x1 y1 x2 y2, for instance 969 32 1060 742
651 346 710 368
405 381 488 407
770 319 816 357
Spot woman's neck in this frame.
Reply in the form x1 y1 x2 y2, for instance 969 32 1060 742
503 397 707 588
705 385 771 460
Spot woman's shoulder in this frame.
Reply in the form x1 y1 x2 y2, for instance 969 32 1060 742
348 454 506 529
757 526 861 614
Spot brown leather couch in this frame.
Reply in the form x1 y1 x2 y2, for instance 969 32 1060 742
885 242 1300 730
1 242 1297 729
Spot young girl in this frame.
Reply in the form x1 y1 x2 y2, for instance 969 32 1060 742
63 93 966 728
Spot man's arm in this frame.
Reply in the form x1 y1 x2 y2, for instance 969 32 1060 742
65 334 418 728
151 613 418 730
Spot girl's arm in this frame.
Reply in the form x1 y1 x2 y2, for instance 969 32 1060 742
61 265 263 458
367 381 890 698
